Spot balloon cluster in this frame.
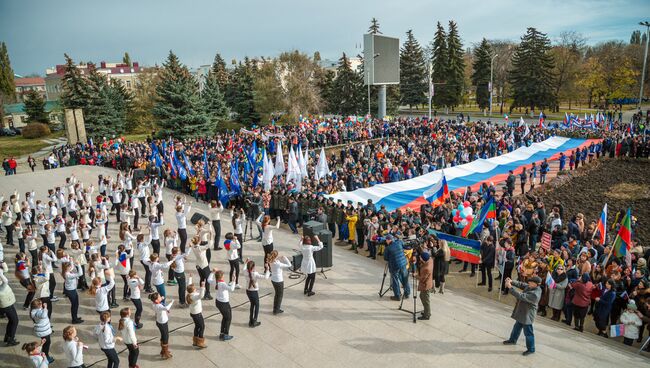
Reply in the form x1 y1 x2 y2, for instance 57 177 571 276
452 201 473 229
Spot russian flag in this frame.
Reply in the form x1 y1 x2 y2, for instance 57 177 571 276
610 324 625 338
545 272 556 289
538 112 545 129
118 252 128 268
595 204 607 245
423 171 449 208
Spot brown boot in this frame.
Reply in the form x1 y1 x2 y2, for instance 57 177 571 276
161 343 173 359
192 336 197 347
196 337 207 349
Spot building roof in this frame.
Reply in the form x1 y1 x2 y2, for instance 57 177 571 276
15 77 45 86
3 101 61 116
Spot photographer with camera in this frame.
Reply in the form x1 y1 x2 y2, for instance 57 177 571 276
383 235 410 301
502 276 542 356
416 250 433 320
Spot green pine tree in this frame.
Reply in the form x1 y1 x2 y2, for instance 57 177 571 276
210 53 230 93
331 53 364 115
509 27 557 111
202 65 229 127
430 22 448 108
24 89 48 123
84 65 126 138
231 62 259 125
0 42 16 104
123 52 132 66
315 68 335 113
368 18 382 34
153 51 212 139
471 38 493 111
445 20 465 109
400 30 427 109
60 54 92 110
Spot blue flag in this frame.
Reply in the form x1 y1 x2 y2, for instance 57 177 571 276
173 151 187 180
203 150 210 179
229 160 242 195
182 151 195 176
215 164 231 205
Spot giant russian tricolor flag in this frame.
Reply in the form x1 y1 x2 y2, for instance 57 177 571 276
329 137 596 212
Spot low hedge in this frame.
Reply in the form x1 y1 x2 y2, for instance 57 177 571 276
22 123 52 139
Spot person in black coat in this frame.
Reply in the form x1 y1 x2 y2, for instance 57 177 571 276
479 235 496 291
594 279 616 337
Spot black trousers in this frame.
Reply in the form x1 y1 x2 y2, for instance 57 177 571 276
263 244 274 263
229 260 240 284
120 274 131 299
156 321 169 344
235 233 243 260
304 273 316 293
56 231 67 249
247 290 259 323
48 273 56 302
0 305 18 342
196 265 211 297
63 288 80 320
4 224 13 245
175 272 186 303
212 220 221 249
133 208 140 229
20 278 34 308
101 348 119 368
215 300 232 335
140 261 152 291
131 298 143 325
191 312 205 338
480 264 493 288
150 239 161 256
126 343 139 367
178 228 188 253
272 281 284 312
42 334 51 357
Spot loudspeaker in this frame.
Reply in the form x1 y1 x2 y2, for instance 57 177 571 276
133 169 146 183
314 229 333 268
292 252 303 272
190 212 209 225
303 221 326 237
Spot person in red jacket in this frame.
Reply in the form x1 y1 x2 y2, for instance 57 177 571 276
571 273 594 332
8 157 17 174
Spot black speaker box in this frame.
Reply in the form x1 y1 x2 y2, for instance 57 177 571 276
314 229 333 268
303 221 326 237
292 252 303 272
190 212 209 225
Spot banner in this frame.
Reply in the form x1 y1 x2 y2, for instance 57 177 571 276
541 232 551 251
430 230 481 264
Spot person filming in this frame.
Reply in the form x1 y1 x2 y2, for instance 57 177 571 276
502 276 542 356
383 235 410 301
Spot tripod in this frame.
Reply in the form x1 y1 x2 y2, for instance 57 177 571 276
378 263 392 297
243 218 259 242
398 262 418 323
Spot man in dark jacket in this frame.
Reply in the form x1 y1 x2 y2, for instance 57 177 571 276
503 276 542 356
383 235 410 301
479 235 496 291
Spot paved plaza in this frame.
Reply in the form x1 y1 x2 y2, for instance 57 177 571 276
0 166 646 368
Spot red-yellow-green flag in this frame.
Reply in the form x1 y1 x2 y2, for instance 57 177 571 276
462 197 496 237
612 208 632 257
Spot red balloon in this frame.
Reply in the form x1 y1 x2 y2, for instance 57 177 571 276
463 201 470 207
466 215 473 221
453 216 461 223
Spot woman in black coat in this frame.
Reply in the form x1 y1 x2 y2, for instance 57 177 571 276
593 279 616 337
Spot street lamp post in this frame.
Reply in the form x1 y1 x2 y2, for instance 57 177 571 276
638 21 650 109
489 53 498 118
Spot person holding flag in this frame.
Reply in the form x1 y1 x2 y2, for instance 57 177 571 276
593 203 607 245
422 171 449 208
462 198 496 238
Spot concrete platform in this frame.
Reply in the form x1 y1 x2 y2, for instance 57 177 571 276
0 166 646 367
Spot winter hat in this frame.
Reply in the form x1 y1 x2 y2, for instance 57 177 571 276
420 251 431 262
627 300 637 311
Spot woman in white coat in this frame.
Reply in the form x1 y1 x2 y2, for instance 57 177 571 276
300 235 324 296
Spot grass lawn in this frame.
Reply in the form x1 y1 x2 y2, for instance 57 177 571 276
0 135 52 158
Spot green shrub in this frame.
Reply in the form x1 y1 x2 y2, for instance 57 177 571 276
22 123 51 139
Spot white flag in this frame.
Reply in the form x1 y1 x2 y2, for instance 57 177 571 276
287 146 301 191
262 150 273 190
522 123 530 139
519 116 525 127
315 147 330 180
299 147 308 180
274 141 285 176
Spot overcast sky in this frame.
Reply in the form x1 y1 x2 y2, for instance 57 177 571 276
1 0 649 76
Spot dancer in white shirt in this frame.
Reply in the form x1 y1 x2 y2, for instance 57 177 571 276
127 270 144 329
208 269 235 341
223 233 241 288
208 200 223 250
300 235 324 296
149 292 173 359
243 259 270 327
268 250 292 314
62 326 85 368
118 307 139 368
94 311 121 368
258 215 280 262
185 276 207 348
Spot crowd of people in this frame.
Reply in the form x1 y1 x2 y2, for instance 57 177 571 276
0 113 649 365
